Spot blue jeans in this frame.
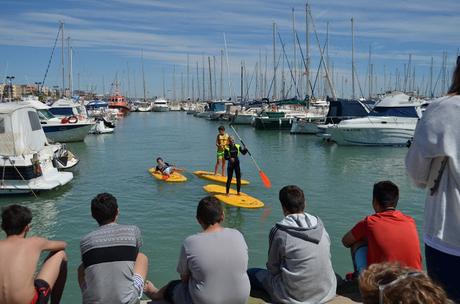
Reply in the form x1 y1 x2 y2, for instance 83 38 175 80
247 268 272 303
425 245 460 303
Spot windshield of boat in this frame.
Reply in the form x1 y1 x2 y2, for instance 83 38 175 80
49 107 75 116
37 109 55 120
209 103 226 112
369 106 419 118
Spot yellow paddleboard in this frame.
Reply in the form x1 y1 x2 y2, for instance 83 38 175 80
203 184 264 209
194 170 250 185
148 168 187 182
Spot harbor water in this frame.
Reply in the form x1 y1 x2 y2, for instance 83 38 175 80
0 112 426 302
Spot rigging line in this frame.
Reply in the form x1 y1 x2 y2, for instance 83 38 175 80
277 32 301 99
6 156 38 198
41 24 62 90
295 31 314 98
265 52 283 100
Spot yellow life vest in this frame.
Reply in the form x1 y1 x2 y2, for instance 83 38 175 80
217 133 229 151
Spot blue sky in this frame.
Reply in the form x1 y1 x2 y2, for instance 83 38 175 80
0 0 458 99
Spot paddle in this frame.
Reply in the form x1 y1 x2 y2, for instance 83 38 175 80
229 125 272 188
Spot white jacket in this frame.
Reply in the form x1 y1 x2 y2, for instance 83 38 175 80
406 95 460 256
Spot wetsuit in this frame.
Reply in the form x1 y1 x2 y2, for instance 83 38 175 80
224 144 248 194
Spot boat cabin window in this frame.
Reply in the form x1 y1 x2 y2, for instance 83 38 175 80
37 109 55 120
49 107 74 116
369 106 419 118
28 111 42 131
0 117 4 133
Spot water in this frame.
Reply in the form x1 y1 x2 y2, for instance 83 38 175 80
0 112 426 302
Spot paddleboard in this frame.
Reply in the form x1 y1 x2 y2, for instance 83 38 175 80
148 168 187 182
194 170 250 185
203 184 264 209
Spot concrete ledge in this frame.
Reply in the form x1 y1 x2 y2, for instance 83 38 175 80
141 295 360 304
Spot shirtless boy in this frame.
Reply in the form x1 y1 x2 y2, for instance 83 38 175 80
0 204 67 304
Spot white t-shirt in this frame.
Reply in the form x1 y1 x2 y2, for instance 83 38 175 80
406 95 460 256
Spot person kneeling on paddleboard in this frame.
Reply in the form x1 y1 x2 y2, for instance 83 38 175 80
155 157 177 179
224 137 248 195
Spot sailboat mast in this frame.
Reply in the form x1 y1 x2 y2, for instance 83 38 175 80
173 64 176 101
240 61 244 102
351 17 355 99
208 56 213 100
292 8 296 93
430 56 434 97
306 1 310 98
220 50 224 100
273 22 277 100
187 53 190 98
67 37 72 97
141 50 146 101
61 21 65 96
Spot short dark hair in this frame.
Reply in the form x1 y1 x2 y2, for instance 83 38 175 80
1 205 32 236
218 126 225 131
196 196 223 227
373 181 399 208
156 157 163 162
91 193 118 225
279 185 305 214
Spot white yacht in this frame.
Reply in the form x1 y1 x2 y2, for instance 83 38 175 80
24 97 94 143
151 98 170 112
326 92 423 146
0 103 73 194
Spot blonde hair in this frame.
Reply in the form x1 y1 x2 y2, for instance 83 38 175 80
359 262 450 304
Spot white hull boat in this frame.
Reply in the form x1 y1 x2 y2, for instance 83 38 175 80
325 92 422 146
0 103 73 194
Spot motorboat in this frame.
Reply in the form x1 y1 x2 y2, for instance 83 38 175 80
88 117 115 134
325 92 423 146
291 98 369 134
151 98 170 112
0 103 73 194
23 97 94 143
108 93 130 117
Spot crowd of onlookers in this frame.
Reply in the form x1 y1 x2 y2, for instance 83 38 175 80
1 58 459 304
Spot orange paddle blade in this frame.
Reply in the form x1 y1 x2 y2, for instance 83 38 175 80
259 170 271 188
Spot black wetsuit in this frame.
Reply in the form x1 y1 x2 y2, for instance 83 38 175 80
224 144 248 194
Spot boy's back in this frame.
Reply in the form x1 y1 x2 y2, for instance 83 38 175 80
352 210 422 269
0 237 44 304
80 223 142 303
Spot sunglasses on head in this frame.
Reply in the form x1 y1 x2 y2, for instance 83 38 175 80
378 271 423 304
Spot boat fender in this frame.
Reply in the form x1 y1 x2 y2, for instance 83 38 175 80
61 117 69 124
68 116 78 123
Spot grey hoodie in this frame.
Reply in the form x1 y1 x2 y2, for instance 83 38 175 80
263 213 337 304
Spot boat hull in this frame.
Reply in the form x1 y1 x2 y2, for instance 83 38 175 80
290 119 323 134
152 106 170 112
253 117 293 130
43 123 94 142
328 126 415 146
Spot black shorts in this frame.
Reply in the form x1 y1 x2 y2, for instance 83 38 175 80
31 279 51 304
163 280 182 304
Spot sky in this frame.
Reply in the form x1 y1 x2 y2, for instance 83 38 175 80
0 0 459 99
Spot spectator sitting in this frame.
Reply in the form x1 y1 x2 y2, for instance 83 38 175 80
359 262 452 304
247 185 337 304
78 193 148 304
342 181 422 276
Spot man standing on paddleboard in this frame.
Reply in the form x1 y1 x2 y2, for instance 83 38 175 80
214 126 229 176
224 136 248 195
